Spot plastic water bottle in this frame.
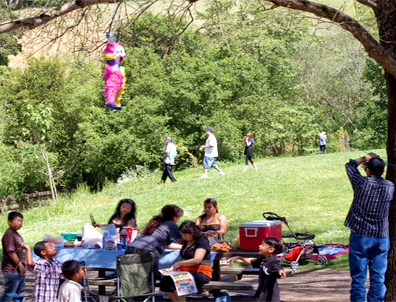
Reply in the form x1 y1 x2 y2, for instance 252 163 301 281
120 228 128 246
102 232 109 249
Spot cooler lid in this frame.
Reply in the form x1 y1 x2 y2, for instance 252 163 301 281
239 220 281 227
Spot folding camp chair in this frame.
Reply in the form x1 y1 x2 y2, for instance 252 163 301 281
86 253 156 302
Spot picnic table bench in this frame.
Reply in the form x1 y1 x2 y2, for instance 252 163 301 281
26 249 295 295
202 280 259 291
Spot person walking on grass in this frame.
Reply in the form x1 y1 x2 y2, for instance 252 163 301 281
160 136 177 183
199 128 225 178
243 132 258 171
318 131 327 154
344 153 394 302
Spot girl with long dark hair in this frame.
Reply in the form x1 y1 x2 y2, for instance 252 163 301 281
92 199 136 231
244 132 258 171
125 205 184 276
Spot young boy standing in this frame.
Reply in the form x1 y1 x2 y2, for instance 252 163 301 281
25 241 63 302
230 237 286 301
0 212 28 302
58 260 86 302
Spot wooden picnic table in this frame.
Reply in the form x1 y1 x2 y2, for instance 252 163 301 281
211 250 261 281
205 250 295 292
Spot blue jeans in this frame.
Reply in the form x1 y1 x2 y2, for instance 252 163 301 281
349 232 389 302
0 271 25 302
203 156 217 169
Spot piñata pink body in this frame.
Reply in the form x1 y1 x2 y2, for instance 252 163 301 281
103 39 126 108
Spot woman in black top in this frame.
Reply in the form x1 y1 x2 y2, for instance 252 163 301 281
92 199 136 232
160 220 211 302
244 133 258 171
125 205 184 280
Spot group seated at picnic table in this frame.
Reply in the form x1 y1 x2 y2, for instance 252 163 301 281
1 198 289 302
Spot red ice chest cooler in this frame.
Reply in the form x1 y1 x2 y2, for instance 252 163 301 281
239 220 282 251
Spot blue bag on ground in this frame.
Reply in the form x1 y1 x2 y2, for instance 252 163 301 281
215 292 231 302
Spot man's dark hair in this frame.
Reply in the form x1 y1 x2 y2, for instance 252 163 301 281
33 241 48 257
366 157 386 177
8 211 23 222
62 260 81 280
263 237 283 255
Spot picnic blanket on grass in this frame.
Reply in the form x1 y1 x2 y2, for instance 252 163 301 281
310 244 349 260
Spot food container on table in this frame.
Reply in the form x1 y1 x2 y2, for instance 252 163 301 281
61 232 79 241
104 236 118 250
44 235 64 248
239 220 282 251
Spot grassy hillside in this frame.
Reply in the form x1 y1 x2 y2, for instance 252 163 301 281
0 149 387 268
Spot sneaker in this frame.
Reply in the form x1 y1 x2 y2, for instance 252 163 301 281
218 171 225 175
199 174 208 178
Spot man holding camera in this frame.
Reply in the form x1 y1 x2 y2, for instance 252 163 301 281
344 153 394 301
160 137 177 183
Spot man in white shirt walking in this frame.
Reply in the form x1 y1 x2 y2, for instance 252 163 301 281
161 136 177 183
199 128 225 178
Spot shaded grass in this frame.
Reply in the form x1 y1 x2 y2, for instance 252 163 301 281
0 149 387 270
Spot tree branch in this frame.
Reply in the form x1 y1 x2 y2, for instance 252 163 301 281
0 0 117 34
356 0 377 10
262 0 396 79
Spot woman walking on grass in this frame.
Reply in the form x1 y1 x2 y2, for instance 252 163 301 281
319 131 327 155
244 133 258 171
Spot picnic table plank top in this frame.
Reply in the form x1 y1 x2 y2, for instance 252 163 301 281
220 267 295 275
214 250 261 259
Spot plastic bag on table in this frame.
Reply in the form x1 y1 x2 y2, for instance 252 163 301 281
99 224 117 236
81 227 103 249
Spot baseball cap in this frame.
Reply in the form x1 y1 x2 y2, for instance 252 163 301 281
364 157 385 172
165 137 172 142
205 128 213 133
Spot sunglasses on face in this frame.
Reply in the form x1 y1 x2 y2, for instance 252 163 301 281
121 199 134 205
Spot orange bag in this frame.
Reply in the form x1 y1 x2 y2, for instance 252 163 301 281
211 241 236 252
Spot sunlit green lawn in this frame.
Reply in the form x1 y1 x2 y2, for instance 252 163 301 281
0 149 387 269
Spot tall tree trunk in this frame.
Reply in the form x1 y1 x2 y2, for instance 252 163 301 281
385 73 396 300
379 1 396 300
